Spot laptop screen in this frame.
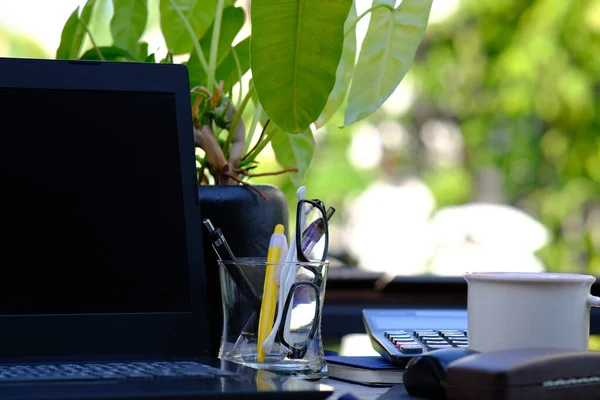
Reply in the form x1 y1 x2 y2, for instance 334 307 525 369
0 87 192 315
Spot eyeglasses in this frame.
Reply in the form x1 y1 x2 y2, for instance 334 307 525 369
295 199 335 263
275 263 323 359
272 199 334 359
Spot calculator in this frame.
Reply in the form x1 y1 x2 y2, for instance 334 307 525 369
363 309 468 367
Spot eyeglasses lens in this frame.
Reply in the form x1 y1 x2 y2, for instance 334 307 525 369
299 204 327 262
282 283 319 350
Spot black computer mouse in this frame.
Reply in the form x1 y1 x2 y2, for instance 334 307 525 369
403 348 479 399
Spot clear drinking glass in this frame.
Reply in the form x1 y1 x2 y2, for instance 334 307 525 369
218 257 329 379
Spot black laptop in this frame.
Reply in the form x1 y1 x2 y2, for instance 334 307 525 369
0 57 332 400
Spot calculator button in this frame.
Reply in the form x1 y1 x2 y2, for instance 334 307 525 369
416 332 440 336
422 340 448 345
399 345 422 354
385 331 407 338
427 344 453 350
395 341 418 349
393 338 416 344
388 334 411 339
419 336 443 341
448 337 468 342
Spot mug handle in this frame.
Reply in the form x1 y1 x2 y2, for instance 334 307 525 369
587 295 600 307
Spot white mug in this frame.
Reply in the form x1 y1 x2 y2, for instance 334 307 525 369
464 272 600 352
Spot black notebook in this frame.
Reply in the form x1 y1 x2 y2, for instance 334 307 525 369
325 356 404 387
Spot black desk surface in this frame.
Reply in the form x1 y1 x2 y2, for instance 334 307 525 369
325 379 411 400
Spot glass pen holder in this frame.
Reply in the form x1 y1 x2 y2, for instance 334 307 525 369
218 257 329 379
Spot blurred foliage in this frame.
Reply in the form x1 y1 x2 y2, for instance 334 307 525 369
0 28 47 58
1 0 598 273
254 0 600 274
408 0 600 274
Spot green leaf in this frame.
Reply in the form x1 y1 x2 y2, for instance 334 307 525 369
344 0 432 126
316 1 357 128
80 46 139 61
251 0 352 133
270 126 315 186
187 6 245 90
160 0 234 55
216 37 250 93
56 0 97 59
110 0 148 54
144 53 156 63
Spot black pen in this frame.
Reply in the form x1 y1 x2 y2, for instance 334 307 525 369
202 219 262 311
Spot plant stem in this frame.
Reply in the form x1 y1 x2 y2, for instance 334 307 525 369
231 47 243 108
239 167 298 178
78 20 104 60
195 155 207 184
244 103 263 154
344 3 394 37
207 0 225 92
169 0 213 86
224 84 254 155
244 119 269 160
244 122 277 164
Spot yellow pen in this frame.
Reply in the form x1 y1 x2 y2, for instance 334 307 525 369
257 224 287 362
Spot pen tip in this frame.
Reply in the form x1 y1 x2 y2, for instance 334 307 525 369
274 224 285 235
203 219 215 232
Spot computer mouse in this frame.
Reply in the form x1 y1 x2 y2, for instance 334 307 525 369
403 348 479 399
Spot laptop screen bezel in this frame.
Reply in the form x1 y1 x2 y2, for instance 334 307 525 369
0 58 211 361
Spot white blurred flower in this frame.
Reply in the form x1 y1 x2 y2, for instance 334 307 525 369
428 203 550 275
429 203 550 252
345 179 436 274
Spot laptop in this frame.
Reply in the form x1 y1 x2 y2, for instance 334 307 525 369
0 57 332 400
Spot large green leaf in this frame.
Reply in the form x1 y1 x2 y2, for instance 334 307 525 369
110 0 148 54
160 0 234 55
251 0 352 133
215 37 250 93
187 7 245 90
270 126 315 186
316 1 357 128
56 0 97 59
80 46 139 61
344 0 432 126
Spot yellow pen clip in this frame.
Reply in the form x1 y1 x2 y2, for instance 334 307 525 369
257 224 286 362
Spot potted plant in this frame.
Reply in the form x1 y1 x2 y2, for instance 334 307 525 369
55 0 433 353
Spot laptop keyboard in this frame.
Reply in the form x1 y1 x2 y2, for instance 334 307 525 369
0 361 235 383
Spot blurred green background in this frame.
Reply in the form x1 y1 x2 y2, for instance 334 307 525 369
1 0 598 275
251 0 600 275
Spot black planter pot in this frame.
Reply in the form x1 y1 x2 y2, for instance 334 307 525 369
198 184 288 356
